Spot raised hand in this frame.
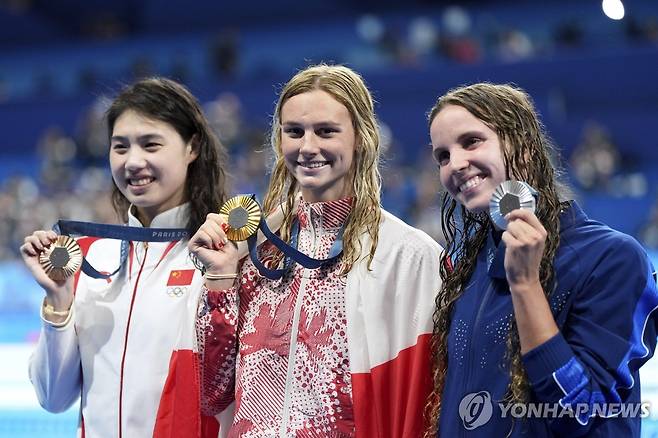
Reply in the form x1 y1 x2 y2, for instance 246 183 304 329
188 213 240 280
20 230 74 313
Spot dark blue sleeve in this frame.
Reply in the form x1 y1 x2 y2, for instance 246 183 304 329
521 236 658 436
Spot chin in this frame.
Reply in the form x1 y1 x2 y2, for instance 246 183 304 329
461 197 489 214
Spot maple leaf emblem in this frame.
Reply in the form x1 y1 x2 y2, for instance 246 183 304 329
297 308 334 361
241 291 296 357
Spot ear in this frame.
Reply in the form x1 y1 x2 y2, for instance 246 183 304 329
185 136 200 164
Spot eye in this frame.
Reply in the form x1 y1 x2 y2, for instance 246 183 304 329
435 150 450 166
464 136 482 148
111 143 128 153
316 127 338 137
144 142 162 150
283 126 303 138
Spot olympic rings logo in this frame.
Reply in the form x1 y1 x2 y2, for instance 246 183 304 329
167 286 186 297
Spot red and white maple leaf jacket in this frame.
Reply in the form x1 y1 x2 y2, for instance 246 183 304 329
197 197 443 437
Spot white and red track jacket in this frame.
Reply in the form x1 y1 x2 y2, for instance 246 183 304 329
198 200 443 437
28 204 218 438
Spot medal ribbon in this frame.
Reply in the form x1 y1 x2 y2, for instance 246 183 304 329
245 200 344 280
53 220 188 279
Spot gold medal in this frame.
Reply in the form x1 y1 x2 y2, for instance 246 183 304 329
39 235 83 281
219 195 262 241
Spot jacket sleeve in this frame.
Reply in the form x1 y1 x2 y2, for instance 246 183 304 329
522 236 658 436
197 285 239 416
28 306 82 413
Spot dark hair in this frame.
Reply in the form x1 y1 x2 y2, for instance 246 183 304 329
106 77 229 235
424 83 571 437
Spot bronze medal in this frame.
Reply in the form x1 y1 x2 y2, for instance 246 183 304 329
39 235 83 281
489 180 537 230
219 195 262 241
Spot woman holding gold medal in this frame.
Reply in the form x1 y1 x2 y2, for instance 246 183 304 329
424 83 658 436
188 64 443 437
20 78 228 437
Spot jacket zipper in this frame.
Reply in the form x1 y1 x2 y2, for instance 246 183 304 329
279 211 319 437
118 244 148 438
461 279 495 437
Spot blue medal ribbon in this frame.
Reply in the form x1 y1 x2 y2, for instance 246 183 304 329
245 201 344 280
53 220 188 279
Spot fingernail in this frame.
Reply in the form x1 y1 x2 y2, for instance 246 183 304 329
221 223 229 232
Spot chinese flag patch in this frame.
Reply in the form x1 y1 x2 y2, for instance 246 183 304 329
167 269 195 286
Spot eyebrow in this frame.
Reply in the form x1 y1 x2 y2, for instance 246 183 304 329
110 133 167 143
281 121 341 128
456 130 486 143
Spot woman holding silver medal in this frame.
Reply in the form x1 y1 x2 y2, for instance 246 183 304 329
20 77 228 437
424 83 658 436
188 64 442 437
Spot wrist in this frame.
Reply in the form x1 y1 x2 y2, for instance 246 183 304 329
204 277 237 291
41 297 73 326
44 294 73 312
508 275 541 292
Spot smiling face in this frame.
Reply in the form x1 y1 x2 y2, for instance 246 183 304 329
430 104 507 213
280 89 356 203
109 110 198 224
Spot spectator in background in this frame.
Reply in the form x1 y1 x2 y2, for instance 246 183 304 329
209 29 239 78
569 120 620 191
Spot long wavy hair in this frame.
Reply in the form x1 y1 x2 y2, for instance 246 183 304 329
424 83 571 436
106 77 229 235
262 64 382 274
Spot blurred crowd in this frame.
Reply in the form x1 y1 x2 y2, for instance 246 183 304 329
1 4 657 103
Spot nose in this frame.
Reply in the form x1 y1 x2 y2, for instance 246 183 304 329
449 149 469 173
124 147 147 171
299 131 319 156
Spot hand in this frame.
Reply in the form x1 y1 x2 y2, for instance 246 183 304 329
501 209 547 290
188 213 239 277
20 230 74 310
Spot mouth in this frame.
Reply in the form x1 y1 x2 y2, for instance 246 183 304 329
458 175 485 193
297 161 330 169
127 176 155 187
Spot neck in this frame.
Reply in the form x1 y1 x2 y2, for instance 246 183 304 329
134 207 154 227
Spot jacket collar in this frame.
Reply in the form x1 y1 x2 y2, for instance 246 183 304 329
296 197 354 231
127 203 189 229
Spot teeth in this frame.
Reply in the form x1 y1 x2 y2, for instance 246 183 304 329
299 161 328 169
459 176 482 192
130 177 153 186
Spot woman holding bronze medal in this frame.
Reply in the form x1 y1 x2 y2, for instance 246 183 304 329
188 64 442 436
21 77 228 437
424 83 658 436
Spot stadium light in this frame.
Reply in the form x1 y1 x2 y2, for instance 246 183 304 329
602 0 625 20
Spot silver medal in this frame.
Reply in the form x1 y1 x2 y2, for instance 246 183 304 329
489 180 537 230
